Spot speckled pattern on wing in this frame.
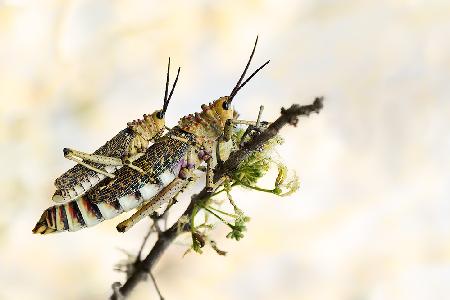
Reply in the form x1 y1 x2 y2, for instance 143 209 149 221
87 127 195 204
54 127 135 190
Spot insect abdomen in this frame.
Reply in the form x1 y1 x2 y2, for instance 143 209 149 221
33 196 121 234
34 129 194 234
33 169 179 234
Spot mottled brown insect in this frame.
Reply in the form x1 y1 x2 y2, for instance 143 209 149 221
33 37 270 234
52 59 180 203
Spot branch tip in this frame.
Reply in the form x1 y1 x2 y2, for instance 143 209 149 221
112 282 124 300
110 98 323 299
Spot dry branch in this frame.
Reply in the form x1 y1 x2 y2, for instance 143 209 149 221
110 97 324 299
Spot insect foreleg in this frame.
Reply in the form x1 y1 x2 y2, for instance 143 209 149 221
238 105 265 146
205 144 231 192
223 118 270 142
217 106 267 164
206 157 214 192
230 118 269 127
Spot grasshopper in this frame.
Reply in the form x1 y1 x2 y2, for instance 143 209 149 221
33 37 270 234
52 59 180 204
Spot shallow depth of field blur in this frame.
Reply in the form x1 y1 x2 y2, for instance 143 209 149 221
1 1 450 299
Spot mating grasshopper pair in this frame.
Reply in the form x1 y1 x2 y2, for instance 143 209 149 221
32 37 270 234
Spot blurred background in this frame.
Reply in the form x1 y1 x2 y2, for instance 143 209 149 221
1 0 450 299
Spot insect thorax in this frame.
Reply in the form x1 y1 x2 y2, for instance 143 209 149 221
126 112 165 156
178 98 232 145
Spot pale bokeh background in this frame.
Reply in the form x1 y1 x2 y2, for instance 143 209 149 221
1 0 450 299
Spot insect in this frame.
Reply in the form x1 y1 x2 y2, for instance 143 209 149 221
52 59 180 204
32 37 270 234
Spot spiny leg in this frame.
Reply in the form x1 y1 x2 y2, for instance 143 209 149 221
63 148 146 175
239 105 265 147
206 157 214 192
204 151 231 192
63 148 119 178
64 148 123 165
218 105 268 164
223 117 270 143
116 176 194 233
225 118 270 138
194 149 227 192
214 107 269 188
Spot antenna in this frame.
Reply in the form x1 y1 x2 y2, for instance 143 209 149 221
228 36 270 103
161 58 181 116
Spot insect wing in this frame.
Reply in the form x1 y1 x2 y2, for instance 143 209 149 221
52 128 136 203
87 129 192 204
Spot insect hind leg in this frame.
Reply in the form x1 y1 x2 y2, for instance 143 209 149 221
63 148 121 178
116 175 194 232
63 148 146 176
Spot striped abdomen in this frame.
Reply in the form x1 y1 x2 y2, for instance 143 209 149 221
53 165 119 203
33 169 177 234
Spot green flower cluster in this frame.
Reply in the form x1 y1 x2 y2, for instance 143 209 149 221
187 127 300 255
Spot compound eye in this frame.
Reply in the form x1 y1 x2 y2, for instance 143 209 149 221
156 111 164 119
222 101 230 110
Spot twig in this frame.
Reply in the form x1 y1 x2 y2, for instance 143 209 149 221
150 271 164 300
110 97 323 299
136 224 155 262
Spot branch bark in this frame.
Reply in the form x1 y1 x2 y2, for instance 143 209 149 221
110 97 324 300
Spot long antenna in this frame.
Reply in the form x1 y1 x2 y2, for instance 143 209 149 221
163 57 170 109
229 36 259 100
231 60 270 99
228 36 270 103
161 58 181 117
166 67 181 111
